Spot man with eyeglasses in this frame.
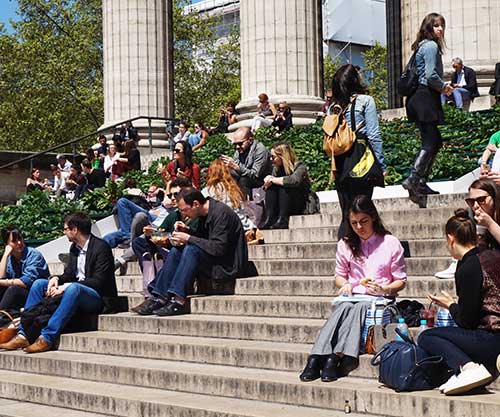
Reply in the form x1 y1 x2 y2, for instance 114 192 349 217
0 212 117 353
271 101 293 133
136 187 248 316
113 177 192 277
220 127 272 198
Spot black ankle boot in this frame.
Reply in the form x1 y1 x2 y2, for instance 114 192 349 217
270 216 289 229
299 355 323 382
260 216 277 230
321 354 340 382
403 149 430 208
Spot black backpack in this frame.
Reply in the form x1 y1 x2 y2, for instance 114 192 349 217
20 295 63 343
397 50 419 97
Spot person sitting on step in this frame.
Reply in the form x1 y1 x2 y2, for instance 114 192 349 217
0 226 50 343
220 127 272 199
136 187 248 316
0 212 117 353
299 195 407 383
260 142 311 230
128 178 196 313
435 178 500 279
420 209 500 395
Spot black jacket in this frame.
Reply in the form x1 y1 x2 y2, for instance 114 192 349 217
58 234 117 298
489 62 500 96
452 66 479 99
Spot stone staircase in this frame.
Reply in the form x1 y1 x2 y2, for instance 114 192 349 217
1 193 500 416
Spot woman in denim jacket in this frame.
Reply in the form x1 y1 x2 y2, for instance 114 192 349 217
403 13 453 208
330 64 386 238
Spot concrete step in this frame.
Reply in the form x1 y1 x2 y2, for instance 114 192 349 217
0 399 108 417
0 358 498 417
59 331 311 372
290 207 456 228
234 275 454 297
320 193 468 213
0 369 363 417
98 312 324 343
249 239 449 259
262 223 447 243
251 257 450 276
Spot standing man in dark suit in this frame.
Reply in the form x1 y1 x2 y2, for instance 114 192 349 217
442 57 479 109
0 212 117 353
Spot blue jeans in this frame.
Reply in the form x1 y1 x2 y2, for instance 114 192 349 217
19 279 103 345
148 245 214 299
103 198 156 248
441 87 471 109
418 326 500 375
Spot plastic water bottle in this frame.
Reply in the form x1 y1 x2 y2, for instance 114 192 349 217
395 318 409 341
416 319 428 342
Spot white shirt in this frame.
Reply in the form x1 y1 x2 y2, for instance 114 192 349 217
456 69 467 87
58 160 72 174
76 238 90 282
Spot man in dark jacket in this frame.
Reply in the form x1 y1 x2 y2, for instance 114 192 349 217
442 57 479 109
0 212 116 353
137 187 248 316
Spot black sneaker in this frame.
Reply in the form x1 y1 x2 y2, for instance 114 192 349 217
136 298 166 316
154 300 187 316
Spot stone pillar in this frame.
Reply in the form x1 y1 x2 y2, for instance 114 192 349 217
401 1 499 99
232 0 325 130
386 0 403 109
102 0 174 147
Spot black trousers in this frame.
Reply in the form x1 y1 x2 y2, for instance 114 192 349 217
418 326 500 376
417 122 443 154
336 181 374 239
233 175 259 200
265 185 305 218
0 285 29 310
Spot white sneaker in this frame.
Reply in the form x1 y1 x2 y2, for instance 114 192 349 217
435 259 457 279
497 354 500 374
444 364 493 395
439 374 458 393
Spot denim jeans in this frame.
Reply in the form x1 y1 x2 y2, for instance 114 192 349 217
418 326 500 375
19 279 103 345
148 244 214 299
103 198 157 248
441 87 471 109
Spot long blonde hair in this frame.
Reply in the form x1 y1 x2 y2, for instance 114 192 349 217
272 141 297 175
205 159 244 209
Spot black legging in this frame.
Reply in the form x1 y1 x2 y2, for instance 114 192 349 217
417 122 443 154
336 180 374 239
0 285 29 310
265 185 305 218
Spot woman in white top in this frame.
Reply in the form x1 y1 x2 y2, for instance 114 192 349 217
103 143 120 176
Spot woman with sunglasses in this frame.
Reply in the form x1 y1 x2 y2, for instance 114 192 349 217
188 121 208 152
299 195 406 382
261 142 314 229
419 209 500 395
166 141 201 189
271 101 293 133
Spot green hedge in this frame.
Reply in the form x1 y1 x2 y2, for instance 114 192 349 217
1 105 498 243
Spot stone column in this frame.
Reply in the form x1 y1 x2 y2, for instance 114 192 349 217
102 0 174 147
401 0 499 102
232 0 325 130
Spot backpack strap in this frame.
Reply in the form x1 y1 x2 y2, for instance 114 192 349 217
0 310 14 323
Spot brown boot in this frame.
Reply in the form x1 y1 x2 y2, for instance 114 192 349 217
24 336 52 354
0 327 18 344
0 334 29 350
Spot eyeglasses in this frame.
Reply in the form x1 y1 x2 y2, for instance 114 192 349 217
465 195 490 208
233 138 249 148
278 107 286 111
174 149 183 154
166 192 179 199
63 226 71 232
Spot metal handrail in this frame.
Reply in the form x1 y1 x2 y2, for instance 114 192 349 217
0 115 179 171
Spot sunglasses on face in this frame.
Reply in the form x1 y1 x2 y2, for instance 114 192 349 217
233 138 249 148
465 195 490 207
278 107 286 111
167 192 179 199
174 149 183 153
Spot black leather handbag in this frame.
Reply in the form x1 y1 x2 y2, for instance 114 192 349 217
370 329 451 392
